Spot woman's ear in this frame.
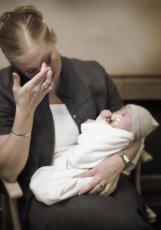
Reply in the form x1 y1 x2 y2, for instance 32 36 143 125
50 27 57 43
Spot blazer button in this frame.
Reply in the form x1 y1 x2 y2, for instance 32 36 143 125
73 114 76 119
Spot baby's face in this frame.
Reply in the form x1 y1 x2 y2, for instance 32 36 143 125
110 108 132 132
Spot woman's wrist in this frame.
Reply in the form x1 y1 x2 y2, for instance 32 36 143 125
114 154 126 171
12 106 34 135
107 154 125 173
11 129 31 137
16 106 35 118
124 140 142 161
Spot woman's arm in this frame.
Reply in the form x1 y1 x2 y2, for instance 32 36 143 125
0 109 34 182
0 64 53 182
75 139 142 195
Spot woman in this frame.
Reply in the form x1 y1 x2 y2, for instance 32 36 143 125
29 105 158 205
0 5 152 230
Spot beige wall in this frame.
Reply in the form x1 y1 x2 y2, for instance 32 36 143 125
0 0 161 74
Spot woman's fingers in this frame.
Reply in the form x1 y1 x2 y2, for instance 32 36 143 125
14 62 52 93
73 168 95 178
100 183 111 196
11 62 54 113
89 182 106 194
100 176 119 196
24 62 49 90
46 68 53 84
27 68 49 89
73 168 100 195
41 62 47 72
41 69 53 92
12 72 21 91
78 177 100 195
42 81 54 95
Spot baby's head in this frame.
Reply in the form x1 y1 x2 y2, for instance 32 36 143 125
110 104 159 139
98 108 132 132
110 107 132 132
126 104 159 139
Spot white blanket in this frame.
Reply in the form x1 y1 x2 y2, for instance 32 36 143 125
67 121 134 169
30 120 134 205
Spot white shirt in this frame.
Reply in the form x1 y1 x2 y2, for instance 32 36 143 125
50 104 79 165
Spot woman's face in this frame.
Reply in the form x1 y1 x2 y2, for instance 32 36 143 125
13 39 62 93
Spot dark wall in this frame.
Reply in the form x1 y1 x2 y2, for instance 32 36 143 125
124 100 161 175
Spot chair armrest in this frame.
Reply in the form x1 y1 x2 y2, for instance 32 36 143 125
141 149 153 163
1 178 23 199
1 178 23 230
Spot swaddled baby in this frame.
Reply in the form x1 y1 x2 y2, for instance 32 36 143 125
98 104 158 139
30 104 159 205
70 104 158 169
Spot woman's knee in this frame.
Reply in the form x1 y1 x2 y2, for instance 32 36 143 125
28 196 152 230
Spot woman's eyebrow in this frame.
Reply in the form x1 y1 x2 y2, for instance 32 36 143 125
26 67 37 73
42 52 51 63
25 52 51 73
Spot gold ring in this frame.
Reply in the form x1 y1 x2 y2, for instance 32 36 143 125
43 82 49 90
99 183 105 189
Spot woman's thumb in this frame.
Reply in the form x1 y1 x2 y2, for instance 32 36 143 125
12 72 21 90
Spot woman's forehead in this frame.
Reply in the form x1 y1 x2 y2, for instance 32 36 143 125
16 41 53 70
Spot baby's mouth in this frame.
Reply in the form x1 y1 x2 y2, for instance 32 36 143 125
110 113 122 124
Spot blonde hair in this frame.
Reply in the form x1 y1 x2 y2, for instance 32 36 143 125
0 5 54 63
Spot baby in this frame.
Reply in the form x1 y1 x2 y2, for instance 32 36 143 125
30 104 159 205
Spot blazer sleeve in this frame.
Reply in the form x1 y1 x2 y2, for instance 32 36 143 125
87 60 124 112
0 69 15 134
105 74 124 112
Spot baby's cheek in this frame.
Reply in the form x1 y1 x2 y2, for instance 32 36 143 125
117 119 130 131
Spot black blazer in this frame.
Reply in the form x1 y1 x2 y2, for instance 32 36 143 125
0 56 123 226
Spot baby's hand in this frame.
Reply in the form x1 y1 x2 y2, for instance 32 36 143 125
99 110 112 122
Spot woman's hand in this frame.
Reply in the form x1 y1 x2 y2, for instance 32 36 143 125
75 139 142 196
12 62 54 114
74 154 125 196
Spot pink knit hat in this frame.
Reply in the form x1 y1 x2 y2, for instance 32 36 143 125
126 104 159 139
